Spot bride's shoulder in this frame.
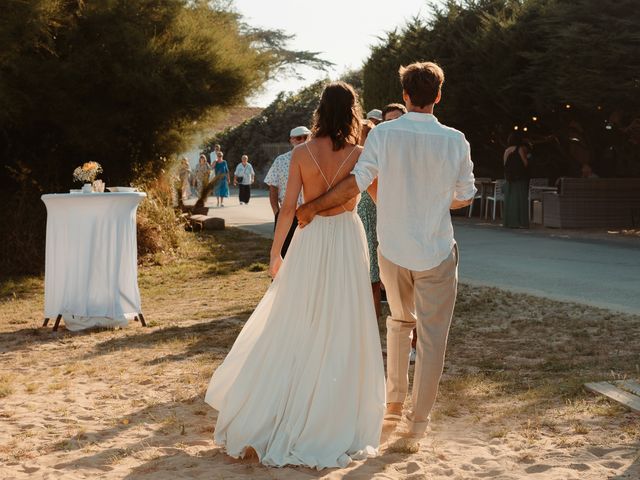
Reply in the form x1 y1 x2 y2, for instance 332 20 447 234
290 142 313 168
291 141 311 158
350 144 364 157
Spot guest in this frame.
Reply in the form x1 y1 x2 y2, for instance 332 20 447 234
357 104 408 319
234 155 255 204
194 154 212 197
503 132 530 228
264 126 310 257
567 122 592 177
581 163 599 178
178 157 192 200
382 102 414 361
214 151 230 207
357 119 382 317
381 103 407 121
366 108 383 125
209 144 221 165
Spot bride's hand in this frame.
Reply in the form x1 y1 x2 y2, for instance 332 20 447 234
269 255 283 278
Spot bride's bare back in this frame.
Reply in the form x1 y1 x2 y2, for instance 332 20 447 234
294 137 362 216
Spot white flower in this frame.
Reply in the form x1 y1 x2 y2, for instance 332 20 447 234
73 162 103 183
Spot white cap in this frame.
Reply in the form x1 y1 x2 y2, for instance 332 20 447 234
366 109 383 121
290 126 311 137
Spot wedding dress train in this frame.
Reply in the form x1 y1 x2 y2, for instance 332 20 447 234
205 207 385 469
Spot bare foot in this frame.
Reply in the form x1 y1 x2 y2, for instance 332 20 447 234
223 446 259 464
243 446 259 461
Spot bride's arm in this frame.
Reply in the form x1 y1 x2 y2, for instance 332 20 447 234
269 153 303 278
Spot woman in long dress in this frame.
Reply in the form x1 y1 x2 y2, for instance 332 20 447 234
194 154 212 196
503 132 530 228
205 81 385 469
213 151 230 207
356 119 382 317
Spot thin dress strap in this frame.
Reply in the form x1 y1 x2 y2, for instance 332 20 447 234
305 143 358 212
305 143 357 190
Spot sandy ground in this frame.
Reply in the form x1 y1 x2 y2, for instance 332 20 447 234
1 229 639 479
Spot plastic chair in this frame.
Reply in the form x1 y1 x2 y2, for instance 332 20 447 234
467 189 483 217
485 180 505 220
467 177 491 218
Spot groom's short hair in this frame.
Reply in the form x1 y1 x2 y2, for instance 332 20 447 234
399 62 444 108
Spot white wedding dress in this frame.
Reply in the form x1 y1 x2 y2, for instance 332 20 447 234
205 148 385 469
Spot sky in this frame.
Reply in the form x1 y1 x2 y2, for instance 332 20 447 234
233 0 435 107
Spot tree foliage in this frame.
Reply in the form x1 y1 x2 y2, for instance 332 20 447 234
1 0 329 189
0 0 328 274
362 0 640 177
205 70 364 173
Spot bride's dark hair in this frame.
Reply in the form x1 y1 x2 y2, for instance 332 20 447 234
311 81 363 151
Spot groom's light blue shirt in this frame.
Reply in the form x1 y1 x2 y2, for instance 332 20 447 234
352 112 476 271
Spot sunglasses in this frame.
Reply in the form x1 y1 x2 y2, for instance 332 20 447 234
291 136 307 141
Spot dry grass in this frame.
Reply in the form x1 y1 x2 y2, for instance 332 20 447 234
0 374 14 398
0 227 639 478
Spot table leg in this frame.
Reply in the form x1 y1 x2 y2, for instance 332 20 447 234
138 313 147 327
43 318 50 327
52 314 62 332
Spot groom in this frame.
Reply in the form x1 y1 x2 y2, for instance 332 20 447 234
297 61 476 440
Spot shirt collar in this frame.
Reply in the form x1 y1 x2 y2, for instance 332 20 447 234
403 112 437 122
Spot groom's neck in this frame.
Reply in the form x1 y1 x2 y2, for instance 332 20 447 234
408 104 435 115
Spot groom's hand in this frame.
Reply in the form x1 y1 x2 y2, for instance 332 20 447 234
296 203 316 228
450 198 473 210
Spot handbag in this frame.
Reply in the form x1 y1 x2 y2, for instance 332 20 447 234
236 164 247 183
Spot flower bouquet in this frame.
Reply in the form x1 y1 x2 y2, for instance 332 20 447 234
73 162 103 192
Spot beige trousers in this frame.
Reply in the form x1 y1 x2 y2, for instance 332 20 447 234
379 245 458 435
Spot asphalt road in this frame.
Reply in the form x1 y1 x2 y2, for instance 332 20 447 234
203 189 640 314
454 223 640 314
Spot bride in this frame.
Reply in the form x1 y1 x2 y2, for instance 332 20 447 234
205 81 385 469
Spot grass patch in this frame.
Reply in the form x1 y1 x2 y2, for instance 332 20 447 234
247 262 268 272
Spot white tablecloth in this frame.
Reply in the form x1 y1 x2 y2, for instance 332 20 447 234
42 192 146 331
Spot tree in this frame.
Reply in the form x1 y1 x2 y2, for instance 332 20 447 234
204 70 364 173
204 81 326 173
361 0 640 177
0 0 329 274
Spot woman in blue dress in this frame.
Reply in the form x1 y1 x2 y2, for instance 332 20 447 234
213 151 230 207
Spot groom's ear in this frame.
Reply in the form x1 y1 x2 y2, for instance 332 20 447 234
434 90 442 105
402 90 410 107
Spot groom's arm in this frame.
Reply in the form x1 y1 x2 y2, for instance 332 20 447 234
450 138 477 210
450 198 473 209
297 176 360 227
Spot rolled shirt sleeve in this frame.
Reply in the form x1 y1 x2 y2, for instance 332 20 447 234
264 161 278 186
351 131 380 192
454 139 477 201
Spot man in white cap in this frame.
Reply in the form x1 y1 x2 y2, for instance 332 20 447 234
264 125 311 257
366 108 383 125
